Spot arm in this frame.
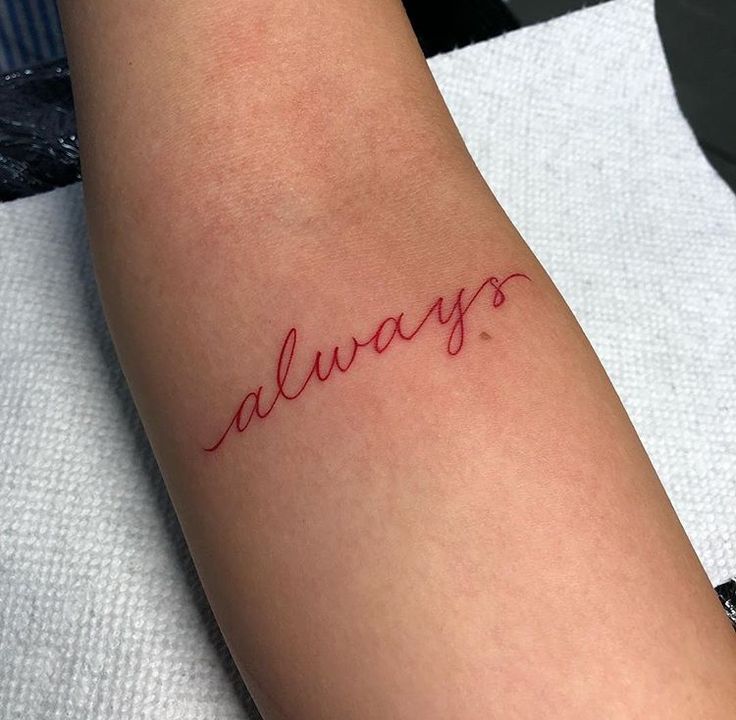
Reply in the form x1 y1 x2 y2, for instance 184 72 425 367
58 1 736 717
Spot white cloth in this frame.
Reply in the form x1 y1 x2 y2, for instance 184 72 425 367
1 0 734 716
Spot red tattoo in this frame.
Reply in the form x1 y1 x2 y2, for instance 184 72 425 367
203 272 530 453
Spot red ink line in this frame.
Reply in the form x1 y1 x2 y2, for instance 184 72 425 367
203 272 531 453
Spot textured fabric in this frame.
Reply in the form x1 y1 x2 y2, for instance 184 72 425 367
0 0 734 717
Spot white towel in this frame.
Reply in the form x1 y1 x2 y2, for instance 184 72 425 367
1 0 734 716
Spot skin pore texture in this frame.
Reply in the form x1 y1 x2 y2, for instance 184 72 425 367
58 0 736 718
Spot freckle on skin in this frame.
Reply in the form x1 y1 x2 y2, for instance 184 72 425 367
479 331 491 341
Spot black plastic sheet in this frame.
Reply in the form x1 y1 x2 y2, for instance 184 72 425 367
716 577 736 631
0 59 79 202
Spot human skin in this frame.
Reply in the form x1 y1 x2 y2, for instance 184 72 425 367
58 1 736 718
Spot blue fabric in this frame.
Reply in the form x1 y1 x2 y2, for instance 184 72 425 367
0 0 64 72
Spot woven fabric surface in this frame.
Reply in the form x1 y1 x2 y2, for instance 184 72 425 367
1 0 734 717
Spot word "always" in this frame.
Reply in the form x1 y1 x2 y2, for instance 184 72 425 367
203 271 531 453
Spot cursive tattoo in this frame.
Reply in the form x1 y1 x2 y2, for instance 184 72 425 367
203 272 531 453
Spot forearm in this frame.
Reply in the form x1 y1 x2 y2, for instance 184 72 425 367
59 1 736 718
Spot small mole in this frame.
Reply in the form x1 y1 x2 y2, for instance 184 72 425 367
479 331 492 341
